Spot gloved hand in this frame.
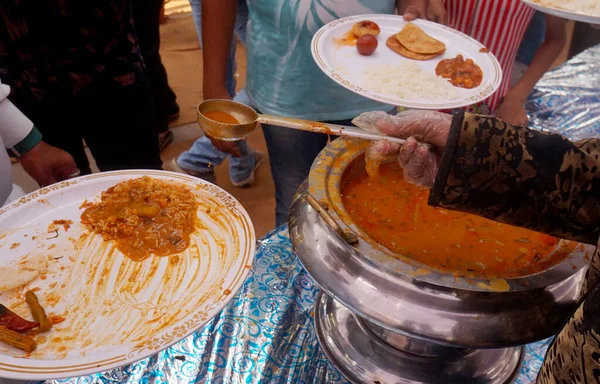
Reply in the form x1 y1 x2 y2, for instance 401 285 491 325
352 110 452 188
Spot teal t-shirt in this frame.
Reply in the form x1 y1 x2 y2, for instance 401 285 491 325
245 0 396 121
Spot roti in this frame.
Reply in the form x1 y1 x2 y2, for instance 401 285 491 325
396 23 446 54
386 35 443 60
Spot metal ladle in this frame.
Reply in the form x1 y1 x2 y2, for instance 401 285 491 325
197 99 407 144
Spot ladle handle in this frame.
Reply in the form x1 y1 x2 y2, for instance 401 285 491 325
305 194 358 246
257 114 406 144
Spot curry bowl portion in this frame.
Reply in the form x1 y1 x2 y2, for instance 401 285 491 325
339 155 575 279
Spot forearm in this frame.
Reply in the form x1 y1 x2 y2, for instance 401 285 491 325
507 16 566 102
201 0 237 96
429 111 600 245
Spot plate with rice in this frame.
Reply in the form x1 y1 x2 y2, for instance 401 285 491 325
311 15 502 110
0 170 255 380
521 0 600 24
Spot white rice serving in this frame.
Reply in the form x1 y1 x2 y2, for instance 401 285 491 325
362 62 459 101
536 0 600 15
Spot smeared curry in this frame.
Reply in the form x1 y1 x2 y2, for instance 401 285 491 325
341 162 571 278
81 177 198 261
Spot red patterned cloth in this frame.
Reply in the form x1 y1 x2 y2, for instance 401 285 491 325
445 0 535 112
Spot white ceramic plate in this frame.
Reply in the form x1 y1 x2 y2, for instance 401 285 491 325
311 15 503 110
522 0 600 24
0 171 255 380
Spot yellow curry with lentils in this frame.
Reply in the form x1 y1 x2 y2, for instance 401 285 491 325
341 162 571 278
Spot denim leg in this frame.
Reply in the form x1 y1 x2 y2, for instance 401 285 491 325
234 0 249 45
262 126 329 227
177 136 227 173
178 136 253 178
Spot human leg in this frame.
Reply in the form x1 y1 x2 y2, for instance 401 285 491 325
261 125 330 227
177 136 228 174
81 83 163 171
131 0 178 133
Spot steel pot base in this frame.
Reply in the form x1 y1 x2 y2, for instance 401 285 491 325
315 292 523 384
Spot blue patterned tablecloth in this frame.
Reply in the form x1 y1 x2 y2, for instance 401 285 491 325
39 44 600 384
39 227 549 384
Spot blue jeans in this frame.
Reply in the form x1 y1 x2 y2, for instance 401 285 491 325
262 125 335 227
177 90 256 183
189 0 248 97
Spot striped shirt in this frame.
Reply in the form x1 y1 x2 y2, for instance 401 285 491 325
445 0 535 112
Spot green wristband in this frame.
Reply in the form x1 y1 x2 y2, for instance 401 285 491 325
8 126 42 158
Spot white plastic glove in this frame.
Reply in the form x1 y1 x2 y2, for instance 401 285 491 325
352 110 452 188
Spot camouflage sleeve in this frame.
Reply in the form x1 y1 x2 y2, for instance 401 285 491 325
428 110 600 246
537 282 600 384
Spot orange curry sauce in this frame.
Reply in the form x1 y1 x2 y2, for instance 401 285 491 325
435 54 483 89
341 163 570 278
334 30 359 47
81 177 198 261
204 110 240 124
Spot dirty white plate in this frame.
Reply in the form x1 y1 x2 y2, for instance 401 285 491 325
0 170 255 380
522 0 600 24
311 15 502 110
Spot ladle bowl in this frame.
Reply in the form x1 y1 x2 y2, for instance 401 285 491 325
197 99 258 141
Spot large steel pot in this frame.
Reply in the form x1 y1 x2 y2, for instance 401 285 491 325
288 138 595 384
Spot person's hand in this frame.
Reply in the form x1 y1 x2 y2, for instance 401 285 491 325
495 97 528 126
202 86 242 157
352 110 452 188
206 135 242 157
402 0 427 21
20 141 80 187
426 0 446 24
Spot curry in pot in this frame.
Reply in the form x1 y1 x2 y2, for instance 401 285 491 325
341 162 571 278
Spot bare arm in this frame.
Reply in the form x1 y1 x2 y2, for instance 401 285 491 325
202 0 237 100
200 0 242 156
509 15 566 102
496 15 567 125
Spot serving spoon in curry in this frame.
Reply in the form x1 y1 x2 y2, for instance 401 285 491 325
196 99 408 144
